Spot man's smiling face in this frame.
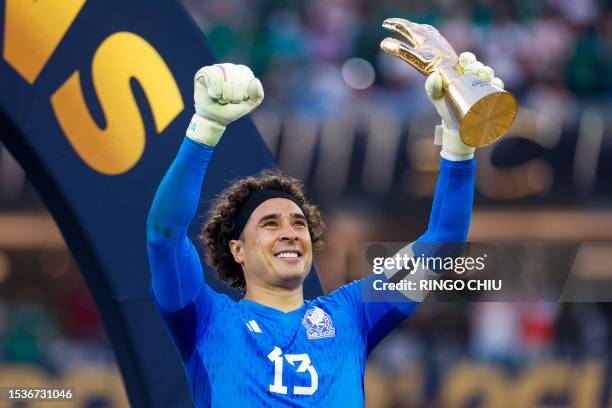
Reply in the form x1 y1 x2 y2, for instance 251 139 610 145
229 198 313 290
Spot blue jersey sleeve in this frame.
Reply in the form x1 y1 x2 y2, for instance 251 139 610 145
147 137 218 361
417 158 475 244
331 157 476 353
328 278 418 354
153 283 217 362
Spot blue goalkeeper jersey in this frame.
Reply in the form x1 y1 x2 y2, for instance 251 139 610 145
154 276 416 407
147 137 475 407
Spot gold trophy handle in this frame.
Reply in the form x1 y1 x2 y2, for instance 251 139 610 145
380 18 517 147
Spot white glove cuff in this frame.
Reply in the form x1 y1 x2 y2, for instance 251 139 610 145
186 114 226 147
438 125 475 161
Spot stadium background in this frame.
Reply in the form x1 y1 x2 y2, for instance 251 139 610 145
1 0 612 406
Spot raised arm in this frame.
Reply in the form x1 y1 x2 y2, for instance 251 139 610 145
147 63 264 311
415 53 485 244
340 51 505 353
398 51 505 288
147 138 212 310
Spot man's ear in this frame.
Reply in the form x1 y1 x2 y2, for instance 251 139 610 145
229 239 244 264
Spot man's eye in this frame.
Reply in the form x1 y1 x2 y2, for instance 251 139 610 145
294 220 307 227
262 221 277 227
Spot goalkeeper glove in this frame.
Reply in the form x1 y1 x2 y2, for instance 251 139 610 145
425 52 505 161
186 63 264 146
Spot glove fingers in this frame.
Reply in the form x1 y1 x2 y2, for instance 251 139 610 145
477 65 494 82
234 64 256 103
425 71 444 100
197 66 226 103
237 65 256 103
224 80 242 104
219 64 254 104
210 64 236 104
464 60 484 75
460 56 496 83
458 52 476 70
247 78 264 107
492 77 504 89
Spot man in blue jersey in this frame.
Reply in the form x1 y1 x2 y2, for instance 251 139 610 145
147 50 504 407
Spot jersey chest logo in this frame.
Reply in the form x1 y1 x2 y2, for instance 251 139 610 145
301 307 335 340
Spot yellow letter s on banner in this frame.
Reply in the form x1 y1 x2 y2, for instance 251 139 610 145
50 32 184 175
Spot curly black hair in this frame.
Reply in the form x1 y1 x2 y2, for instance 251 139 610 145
202 170 325 291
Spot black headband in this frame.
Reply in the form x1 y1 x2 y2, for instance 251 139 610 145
230 189 304 240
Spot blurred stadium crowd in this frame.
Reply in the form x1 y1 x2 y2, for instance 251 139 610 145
186 0 611 119
183 0 612 208
0 0 611 406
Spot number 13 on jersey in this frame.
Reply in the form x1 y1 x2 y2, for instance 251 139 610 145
267 347 318 396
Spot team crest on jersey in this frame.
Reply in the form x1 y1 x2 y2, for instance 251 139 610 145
301 307 335 339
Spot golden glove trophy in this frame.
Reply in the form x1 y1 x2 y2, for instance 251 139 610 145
381 18 517 147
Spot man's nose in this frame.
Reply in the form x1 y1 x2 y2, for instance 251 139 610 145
278 223 299 240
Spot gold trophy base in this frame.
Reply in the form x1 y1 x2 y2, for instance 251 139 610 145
444 70 518 147
460 92 517 147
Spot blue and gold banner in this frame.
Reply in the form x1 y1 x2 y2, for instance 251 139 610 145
0 1 322 406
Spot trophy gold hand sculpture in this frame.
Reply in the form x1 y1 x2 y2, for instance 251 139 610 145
381 18 517 147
